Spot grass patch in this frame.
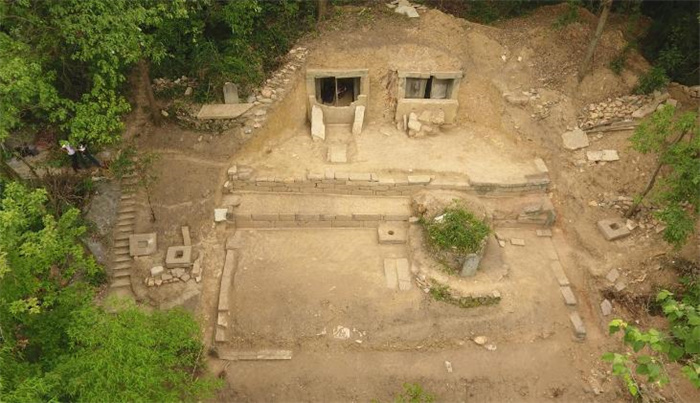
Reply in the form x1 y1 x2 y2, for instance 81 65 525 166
634 66 670 94
420 203 490 255
552 0 581 29
429 283 501 309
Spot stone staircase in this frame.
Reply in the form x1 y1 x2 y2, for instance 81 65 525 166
108 171 139 298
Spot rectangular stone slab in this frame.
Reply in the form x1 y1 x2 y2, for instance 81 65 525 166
383 259 398 289
197 103 253 120
217 349 292 361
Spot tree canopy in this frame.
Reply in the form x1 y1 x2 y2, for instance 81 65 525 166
0 181 218 402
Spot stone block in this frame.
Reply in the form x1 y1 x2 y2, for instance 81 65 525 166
536 229 553 237
348 172 371 181
165 246 192 268
384 214 410 221
597 219 631 241
562 128 589 150
150 265 164 277
510 238 526 246
181 226 191 246
215 328 226 343
587 150 620 162
296 214 319 221
332 221 363 228
218 251 236 312
601 299 613 316
550 261 570 286
227 165 238 177
311 105 325 141
534 158 549 173
223 82 239 104
560 286 577 306
383 259 398 289
396 259 412 291
214 208 228 222
362 220 380 228
307 172 324 181
606 268 620 283
217 312 228 328
377 223 408 244
129 233 157 257
352 105 365 135
395 4 419 18
460 253 480 277
327 145 348 163
407 175 431 184
569 312 587 340
197 103 253 120
353 213 380 221
251 213 278 221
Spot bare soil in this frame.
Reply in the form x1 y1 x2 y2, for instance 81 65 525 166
113 3 700 402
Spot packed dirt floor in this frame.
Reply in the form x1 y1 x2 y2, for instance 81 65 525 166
110 4 699 402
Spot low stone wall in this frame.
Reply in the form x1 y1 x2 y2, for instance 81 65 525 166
233 212 410 229
224 161 550 197
215 250 236 344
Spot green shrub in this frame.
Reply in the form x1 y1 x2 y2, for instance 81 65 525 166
421 204 490 255
372 382 435 403
553 0 581 29
634 66 670 94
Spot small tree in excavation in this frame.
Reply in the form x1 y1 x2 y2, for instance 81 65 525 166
578 0 613 82
625 105 699 248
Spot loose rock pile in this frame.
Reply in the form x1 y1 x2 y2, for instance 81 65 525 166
578 82 699 130
152 76 197 95
402 110 446 137
577 95 649 129
144 258 203 288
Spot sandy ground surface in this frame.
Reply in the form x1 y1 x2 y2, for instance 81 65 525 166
102 3 700 402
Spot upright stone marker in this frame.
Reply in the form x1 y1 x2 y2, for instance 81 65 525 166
223 82 239 104
311 105 326 141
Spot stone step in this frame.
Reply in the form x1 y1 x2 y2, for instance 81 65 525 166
113 255 132 263
116 221 134 228
114 248 130 256
110 278 132 288
118 206 137 214
114 240 130 249
118 212 137 220
225 192 412 228
116 226 133 233
112 262 132 271
114 233 130 241
112 268 131 278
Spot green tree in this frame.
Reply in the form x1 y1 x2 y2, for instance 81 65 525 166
625 105 699 248
0 181 219 402
1 0 190 147
603 282 700 399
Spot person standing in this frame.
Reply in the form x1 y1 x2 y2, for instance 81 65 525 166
60 141 81 172
78 144 103 168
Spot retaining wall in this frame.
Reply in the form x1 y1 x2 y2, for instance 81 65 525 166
224 163 550 197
